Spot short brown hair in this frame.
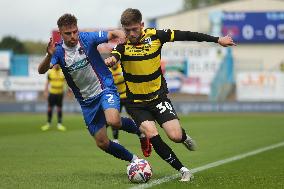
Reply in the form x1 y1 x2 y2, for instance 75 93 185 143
57 13 77 28
120 8 142 26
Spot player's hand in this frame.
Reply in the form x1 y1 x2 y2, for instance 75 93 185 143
46 38 56 56
105 56 118 67
67 88 73 98
218 35 236 47
44 91 48 99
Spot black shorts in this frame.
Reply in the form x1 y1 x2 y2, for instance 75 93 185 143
125 97 179 127
48 94 63 107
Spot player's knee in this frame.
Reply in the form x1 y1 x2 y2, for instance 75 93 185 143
140 122 158 138
168 133 182 143
106 114 121 129
96 138 109 150
107 119 121 129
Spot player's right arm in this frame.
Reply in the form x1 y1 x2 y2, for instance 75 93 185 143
105 44 124 67
38 38 56 74
105 56 118 67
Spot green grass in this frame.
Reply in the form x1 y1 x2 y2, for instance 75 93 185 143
0 113 284 189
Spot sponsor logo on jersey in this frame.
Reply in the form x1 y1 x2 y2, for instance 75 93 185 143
67 58 89 72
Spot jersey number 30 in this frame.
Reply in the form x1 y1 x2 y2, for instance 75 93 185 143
156 101 173 114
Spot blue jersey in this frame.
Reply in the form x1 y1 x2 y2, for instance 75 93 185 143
50 31 116 105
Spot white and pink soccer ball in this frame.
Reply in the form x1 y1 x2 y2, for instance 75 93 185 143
127 159 152 183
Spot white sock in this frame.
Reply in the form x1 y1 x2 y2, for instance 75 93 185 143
180 167 189 172
139 133 146 138
131 154 139 162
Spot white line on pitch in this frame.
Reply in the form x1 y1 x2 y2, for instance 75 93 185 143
129 141 284 189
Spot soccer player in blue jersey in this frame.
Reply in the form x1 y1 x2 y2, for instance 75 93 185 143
38 13 151 163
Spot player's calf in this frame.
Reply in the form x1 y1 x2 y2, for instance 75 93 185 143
139 136 152 157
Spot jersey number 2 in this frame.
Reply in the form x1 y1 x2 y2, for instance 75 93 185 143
106 94 114 103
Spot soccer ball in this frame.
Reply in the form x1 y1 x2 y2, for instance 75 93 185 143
127 159 152 183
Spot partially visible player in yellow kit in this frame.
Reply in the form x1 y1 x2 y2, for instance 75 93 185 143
41 64 67 131
109 63 129 143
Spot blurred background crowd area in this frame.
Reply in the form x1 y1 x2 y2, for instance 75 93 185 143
1 0 284 113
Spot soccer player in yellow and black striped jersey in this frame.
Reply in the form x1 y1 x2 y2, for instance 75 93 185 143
105 8 236 181
41 64 67 131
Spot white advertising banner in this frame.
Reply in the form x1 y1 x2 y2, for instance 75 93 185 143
236 72 284 101
185 48 225 94
0 51 12 70
29 55 45 76
162 44 226 94
0 76 46 91
180 77 209 94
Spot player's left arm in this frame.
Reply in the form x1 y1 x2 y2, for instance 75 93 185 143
157 29 235 47
173 30 236 47
217 35 236 47
66 87 73 98
107 30 126 44
90 30 125 46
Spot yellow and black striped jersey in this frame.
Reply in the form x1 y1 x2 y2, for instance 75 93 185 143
47 68 65 95
111 28 176 102
109 63 127 99
111 28 219 102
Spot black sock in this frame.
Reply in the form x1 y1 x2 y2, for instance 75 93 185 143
57 109 62 124
180 128 187 143
150 135 183 171
112 128 119 139
47 108 52 123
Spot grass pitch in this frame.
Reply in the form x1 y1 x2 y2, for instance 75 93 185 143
0 113 283 189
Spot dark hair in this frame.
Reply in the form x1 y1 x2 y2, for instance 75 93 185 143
120 8 142 26
57 13 77 28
